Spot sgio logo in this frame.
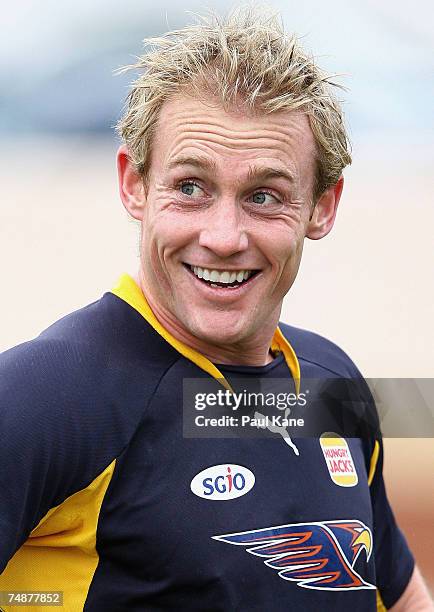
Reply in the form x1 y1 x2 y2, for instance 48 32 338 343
190 464 255 500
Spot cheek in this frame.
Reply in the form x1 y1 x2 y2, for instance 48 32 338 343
139 217 168 284
266 232 306 298
261 225 304 272
140 212 194 277
277 251 303 290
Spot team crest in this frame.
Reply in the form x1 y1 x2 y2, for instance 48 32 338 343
213 519 375 591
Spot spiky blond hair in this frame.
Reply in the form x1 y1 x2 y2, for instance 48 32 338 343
116 5 351 199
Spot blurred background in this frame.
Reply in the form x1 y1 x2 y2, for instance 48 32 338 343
1 0 433 593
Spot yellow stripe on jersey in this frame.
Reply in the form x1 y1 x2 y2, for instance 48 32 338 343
371 442 385 609
0 460 116 612
270 326 300 395
111 273 301 394
112 274 234 392
376 589 387 611
368 440 380 486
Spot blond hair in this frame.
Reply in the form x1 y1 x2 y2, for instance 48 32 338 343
116 5 351 199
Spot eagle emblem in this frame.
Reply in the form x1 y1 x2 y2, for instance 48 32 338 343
213 519 375 591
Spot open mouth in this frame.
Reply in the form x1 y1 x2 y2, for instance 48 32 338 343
184 263 260 289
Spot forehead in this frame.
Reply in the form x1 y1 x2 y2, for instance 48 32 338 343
151 93 317 184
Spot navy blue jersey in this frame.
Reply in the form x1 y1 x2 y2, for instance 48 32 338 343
0 274 413 611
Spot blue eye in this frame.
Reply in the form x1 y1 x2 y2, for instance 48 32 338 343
179 181 203 197
250 191 278 205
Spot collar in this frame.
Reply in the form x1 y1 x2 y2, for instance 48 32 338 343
111 273 300 394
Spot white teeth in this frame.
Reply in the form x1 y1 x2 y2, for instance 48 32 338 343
189 265 254 285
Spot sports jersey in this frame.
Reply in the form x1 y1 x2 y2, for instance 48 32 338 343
0 274 414 611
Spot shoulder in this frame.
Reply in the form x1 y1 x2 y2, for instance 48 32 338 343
39 291 180 368
1 291 180 390
0 292 185 543
280 322 380 447
279 322 362 378
0 292 181 461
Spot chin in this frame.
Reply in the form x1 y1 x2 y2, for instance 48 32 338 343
189 314 250 347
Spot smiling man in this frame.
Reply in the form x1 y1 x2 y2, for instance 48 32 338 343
117 96 335 365
0 7 432 612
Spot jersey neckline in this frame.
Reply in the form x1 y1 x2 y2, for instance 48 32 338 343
215 352 286 374
111 273 300 393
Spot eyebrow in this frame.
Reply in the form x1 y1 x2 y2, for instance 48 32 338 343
246 165 295 185
166 154 217 173
166 154 295 185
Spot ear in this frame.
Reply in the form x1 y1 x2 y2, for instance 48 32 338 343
306 176 344 240
117 144 146 221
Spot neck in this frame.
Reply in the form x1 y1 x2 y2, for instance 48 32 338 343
134 272 279 367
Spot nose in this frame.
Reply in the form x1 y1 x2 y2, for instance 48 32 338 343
198 199 248 258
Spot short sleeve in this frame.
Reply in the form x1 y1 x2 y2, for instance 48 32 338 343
0 340 72 570
370 437 415 609
0 336 131 573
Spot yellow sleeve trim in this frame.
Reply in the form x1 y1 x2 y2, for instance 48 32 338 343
376 589 387 611
368 439 380 486
111 274 301 393
372 443 385 610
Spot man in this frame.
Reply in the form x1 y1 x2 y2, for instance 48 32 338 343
0 7 432 611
